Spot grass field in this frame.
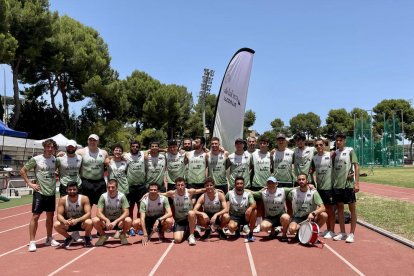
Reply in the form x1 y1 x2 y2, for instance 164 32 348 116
355 192 414 242
359 166 414 189
0 193 60 210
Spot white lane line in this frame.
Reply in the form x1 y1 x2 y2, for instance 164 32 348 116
0 211 31 220
47 237 112 276
0 232 58 258
0 203 31 211
148 241 175 276
243 234 257 276
0 216 56 234
324 243 365 276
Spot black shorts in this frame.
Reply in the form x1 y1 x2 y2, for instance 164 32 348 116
127 185 148 206
103 220 121 231
250 186 265 201
291 216 308 225
206 212 221 225
188 183 204 200
215 185 229 195
264 214 283 227
59 183 83 198
144 217 158 230
278 182 294 188
318 189 335 205
32 192 56 214
333 188 356 204
67 221 84 232
167 183 176 191
81 178 107 206
230 214 248 226
174 219 189 232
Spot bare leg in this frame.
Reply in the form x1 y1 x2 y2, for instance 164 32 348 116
188 211 196 235
53 221 70 239
280 214 290 236
336 202 346 233
325 205 335 232
92 218 106 236
348 202 357 234
45 212 54 238
315 212 328 229
220 214 230 228
82 219 93 237
29 214 41 241
248 209 257 233
285 199 293 217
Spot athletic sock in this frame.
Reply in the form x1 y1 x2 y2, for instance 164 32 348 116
256 218 261 226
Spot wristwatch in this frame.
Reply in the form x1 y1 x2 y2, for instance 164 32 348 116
312 212 316 217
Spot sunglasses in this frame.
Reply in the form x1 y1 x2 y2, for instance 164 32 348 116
315 144 324 147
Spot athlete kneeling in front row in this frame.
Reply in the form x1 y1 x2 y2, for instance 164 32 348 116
288 173 327 240
249 176 292 242
54 182 93 248
92 179 132 246
133 182 173 246
193 177 229 240
227 176 257 242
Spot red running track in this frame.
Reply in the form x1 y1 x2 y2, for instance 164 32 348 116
360 182 414 203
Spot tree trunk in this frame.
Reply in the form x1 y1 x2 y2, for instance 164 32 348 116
8 60 21 129
59 77 70 122
48 72 68 129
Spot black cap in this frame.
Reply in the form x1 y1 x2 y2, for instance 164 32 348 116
276 133 286 139
235 138 245 144
168 139 177 146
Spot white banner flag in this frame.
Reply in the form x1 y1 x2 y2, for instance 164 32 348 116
212 48 255 153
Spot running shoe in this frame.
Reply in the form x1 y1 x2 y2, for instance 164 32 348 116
224 229 234 235
346 233 355 243
45 237 60 246
280 235 288 242
137 230 144 235
129 228 136 237
319 229 330 237
71 231 83 242
203 227 212 240
159 231 166 242
324 231 335 239
95 235 108 246
89 234 94 241
28 241 36 252
188 234 196 246
194 225 201 239
268 233 277 240
242 225 250 234
253 225 261 233
84 237 93 247
60 236 74 248
114 230 121 239
333 232 348 241
248 232 255 242
120 233 129 245
217 228 227 240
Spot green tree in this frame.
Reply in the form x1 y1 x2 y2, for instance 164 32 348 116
243 109 256 138
289 112 321 140
0 0 18 62
322 108 354 140
0 0 56 128
136 128 168 149
194 94 217 136
270 118 291 136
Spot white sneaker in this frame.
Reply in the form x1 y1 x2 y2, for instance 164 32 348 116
243 225 250 234
224 229 233 235
324 231 335 239
333 232 348 241
319 229 329 236
114 230 120 239
71 231 84 242
45 237 60 246
28 241 36 252
253 225 261 233
346 233 355 243
188 234 196 246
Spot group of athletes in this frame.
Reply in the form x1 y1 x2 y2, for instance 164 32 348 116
20 131 359 252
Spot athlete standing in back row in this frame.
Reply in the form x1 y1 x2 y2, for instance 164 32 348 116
207 137 230 195
292 132 316 185
227 138 252 189
186 136 208 203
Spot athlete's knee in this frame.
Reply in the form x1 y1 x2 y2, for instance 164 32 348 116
53 221 62 229
92 217 101 226
32 214 41 221
281 214 290 222
174 234 183 244
165 218 173 227
132 219 141 229
222 213 230 222
46 212 54 219
260 221 271 231
228 222 237 232
188 211 195 218
84 219 93 227
124 217 132 224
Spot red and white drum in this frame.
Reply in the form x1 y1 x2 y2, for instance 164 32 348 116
298 221 321 246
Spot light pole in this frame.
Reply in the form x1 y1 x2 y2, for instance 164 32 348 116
1 64 5 124
199 68 214 140
391 109 404 166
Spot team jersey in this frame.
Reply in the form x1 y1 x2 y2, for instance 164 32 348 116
312 152 332 190
287 188 323 218
56 154 82 187
332 147 358 189
226 152 251 188
273 148 294 183
139 195 170 218
97 192 129 221
173 188 193 222
107 160 129 194
145 153 166 187
64 195 85 219
225 190 254 216
251 151 273 188
293 147 316 182
253 187 293 217
203 191 223 214
208 152 228 186
125 152 146 186
165 152 186 184
186 151 207 183
81 148 106 180
24 155 56 196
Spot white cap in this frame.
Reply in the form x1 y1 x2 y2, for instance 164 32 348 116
66 140 77 147
88 134 99 141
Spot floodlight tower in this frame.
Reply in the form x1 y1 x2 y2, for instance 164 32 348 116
1 64 5 123
199 69 214 140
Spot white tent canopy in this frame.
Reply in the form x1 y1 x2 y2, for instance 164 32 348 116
34 133 83 148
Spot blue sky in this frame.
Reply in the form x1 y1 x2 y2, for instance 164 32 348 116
3 0 413 135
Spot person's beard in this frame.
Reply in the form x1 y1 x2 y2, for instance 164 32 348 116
67 149 76 154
